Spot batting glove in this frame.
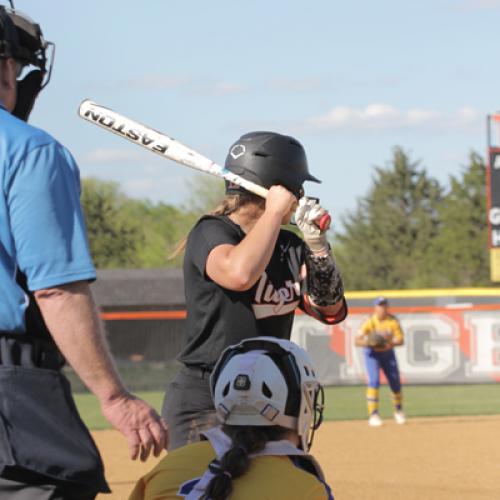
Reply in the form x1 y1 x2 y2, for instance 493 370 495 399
295 197 330 254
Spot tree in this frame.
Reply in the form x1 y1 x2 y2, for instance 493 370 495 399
81 178 144 268
336 147 443 290
184 174 226 213
81 178 200 269
123 200 198 268
428 152 490 286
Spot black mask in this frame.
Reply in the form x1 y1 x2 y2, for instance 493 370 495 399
0 6 54 121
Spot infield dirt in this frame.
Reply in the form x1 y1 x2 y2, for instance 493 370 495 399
94 415 500 500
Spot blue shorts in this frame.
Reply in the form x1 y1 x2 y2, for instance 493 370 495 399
363 348 401 392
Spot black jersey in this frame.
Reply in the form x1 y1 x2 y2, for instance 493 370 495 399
177 215 307 369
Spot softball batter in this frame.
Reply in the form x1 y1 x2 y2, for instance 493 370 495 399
162 131 347 450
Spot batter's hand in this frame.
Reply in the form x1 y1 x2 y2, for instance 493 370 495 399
295 197 330 254
265 185 297 219
101 393 168 461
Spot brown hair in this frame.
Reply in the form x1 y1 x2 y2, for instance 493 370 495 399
170 191 264 258
202 425 288 500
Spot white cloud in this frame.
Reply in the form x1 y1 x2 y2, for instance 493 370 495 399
455 106 480 124
79 158 192 204
119 166 193 203
83 148 145 164
306 103 480 131
124 75 246 96
191 81 247 97
457 0 500 9
268 78 326 92
127 75 190 90
211 81 246 96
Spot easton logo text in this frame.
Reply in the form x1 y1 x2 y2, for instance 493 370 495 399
83 109 169 154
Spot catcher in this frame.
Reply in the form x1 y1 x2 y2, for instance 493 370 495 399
130 337 333 500
355 297 405 426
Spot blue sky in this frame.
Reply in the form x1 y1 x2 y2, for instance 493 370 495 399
17 0 500 219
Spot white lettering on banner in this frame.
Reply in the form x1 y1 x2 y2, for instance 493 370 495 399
291 310 500 384
465 314 500 377
494 154 500 169
491 229 500 247
489 207 500 226
396 315 459 379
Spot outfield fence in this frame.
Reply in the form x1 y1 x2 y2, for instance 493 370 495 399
292 303 500 386
66 271 500 392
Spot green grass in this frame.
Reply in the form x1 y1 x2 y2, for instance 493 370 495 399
321 384 500 421
75 384 500 430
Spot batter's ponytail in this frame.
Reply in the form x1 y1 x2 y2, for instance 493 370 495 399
202 425 287 500
170 192 264 258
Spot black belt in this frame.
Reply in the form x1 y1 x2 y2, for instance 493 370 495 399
0 334 65 370
183 364 213 380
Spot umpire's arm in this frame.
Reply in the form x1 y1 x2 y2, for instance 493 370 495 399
8 141 167 461
35 282 167 461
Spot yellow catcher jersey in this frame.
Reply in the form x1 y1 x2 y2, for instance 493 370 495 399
129 440 332 500
360 314 404 344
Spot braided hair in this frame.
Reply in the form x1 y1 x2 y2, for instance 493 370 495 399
202 425 288 500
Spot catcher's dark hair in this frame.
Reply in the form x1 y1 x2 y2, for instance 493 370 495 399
201 424 288 500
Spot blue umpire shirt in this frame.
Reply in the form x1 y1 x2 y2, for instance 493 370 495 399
0 101 96 333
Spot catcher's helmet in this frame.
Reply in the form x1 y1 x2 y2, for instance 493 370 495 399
0 5 54 120
224 131 321 199
210 337 324 452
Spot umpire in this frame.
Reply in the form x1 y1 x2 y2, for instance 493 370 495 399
0 6 167 499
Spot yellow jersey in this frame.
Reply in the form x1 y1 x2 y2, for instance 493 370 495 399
129 439 332 500
359 314 404 345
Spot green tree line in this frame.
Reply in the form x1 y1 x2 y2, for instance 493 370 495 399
335 147 490 289
81 176 224 269
81 147 493 289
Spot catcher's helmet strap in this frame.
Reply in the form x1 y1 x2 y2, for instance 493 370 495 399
216 397 298 429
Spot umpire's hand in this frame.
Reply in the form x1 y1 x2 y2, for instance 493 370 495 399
101 393 168 461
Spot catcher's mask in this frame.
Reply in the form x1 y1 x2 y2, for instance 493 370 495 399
210 337 325 452
0 4 54 120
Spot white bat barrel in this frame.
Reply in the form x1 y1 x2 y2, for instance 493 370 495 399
78 100 268 199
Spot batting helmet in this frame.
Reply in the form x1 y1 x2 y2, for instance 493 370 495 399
224 131 321 199
210 336 324 452
0 5 54 120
